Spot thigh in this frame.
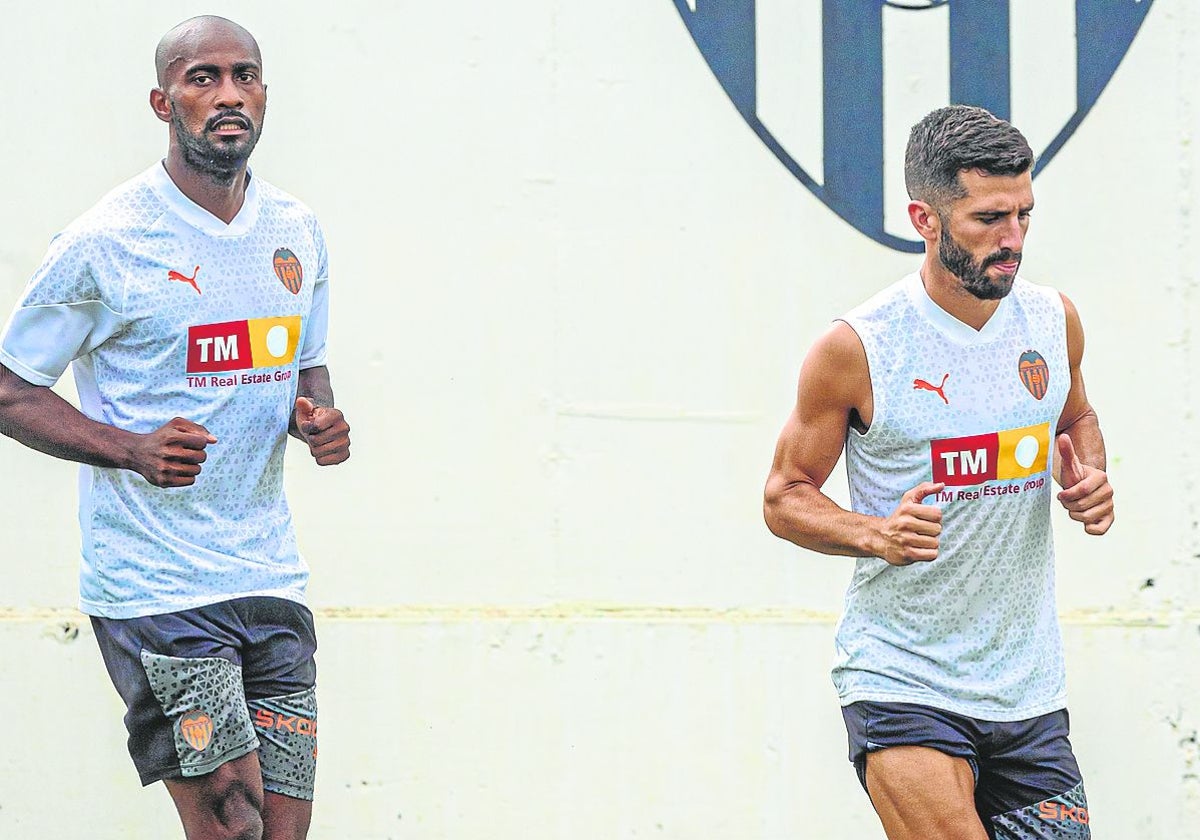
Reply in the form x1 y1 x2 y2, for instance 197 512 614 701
842 702 989 840
91 606 260 787
236 598 317 699
866 746 990 840
978 711 1090 839
235 598 320 806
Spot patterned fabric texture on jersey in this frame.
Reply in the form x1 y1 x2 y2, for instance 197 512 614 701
0 163 329 618
833 273 1069 720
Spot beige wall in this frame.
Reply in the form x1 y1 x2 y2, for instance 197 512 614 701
0 1 1196 837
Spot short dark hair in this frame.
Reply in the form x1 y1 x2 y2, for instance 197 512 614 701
904 106 1033 208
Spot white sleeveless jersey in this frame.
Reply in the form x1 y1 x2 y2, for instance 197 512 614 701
832 273 1069 721
0 163 329 618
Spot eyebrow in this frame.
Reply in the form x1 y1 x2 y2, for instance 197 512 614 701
974 203 1035 216
183 60 261 77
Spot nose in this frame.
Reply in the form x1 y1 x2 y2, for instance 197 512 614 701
214 74 244 109
999 216 1024 253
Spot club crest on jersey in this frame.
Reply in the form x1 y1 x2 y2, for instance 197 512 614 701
179 711 214 752
273 248 303 295
670 0 1154 252
1018 350 1049 400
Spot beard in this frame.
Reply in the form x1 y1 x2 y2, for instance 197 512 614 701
170 101 264 185
938 223 1021 301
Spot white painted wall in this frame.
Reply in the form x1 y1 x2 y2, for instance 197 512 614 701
0 1 1196 837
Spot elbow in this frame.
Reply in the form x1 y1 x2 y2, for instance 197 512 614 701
762 486 790 540
764 511 789 542
764 475 824 546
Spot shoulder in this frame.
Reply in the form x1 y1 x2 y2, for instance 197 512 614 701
814 320 868 364
800 321 869 396
844 275 913 323
57 167 168 251
253 177 321 223
1010 275 1068 314
1055 289 1080 322
1014 276 1082 363
1011 275 1077 328
1057 291 1085 365
253 176 327 252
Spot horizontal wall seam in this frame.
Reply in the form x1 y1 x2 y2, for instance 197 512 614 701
0 605 1183 627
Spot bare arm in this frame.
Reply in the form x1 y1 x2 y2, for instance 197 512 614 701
763 323 944 565
1053 294 1114 534
1055 293 1105 471
290 365 350 465
0 363 215 486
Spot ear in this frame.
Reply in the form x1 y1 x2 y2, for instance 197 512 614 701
907 200 940 244
149 88 172 124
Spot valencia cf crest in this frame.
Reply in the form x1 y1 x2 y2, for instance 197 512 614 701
1018 350 1049 400
670 0 1155 252
179 711 214 752
273 248 303 295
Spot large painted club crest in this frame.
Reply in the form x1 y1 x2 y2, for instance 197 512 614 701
671 0 1154 252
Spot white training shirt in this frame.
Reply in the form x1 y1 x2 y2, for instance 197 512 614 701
832 273 1070 721
0 162 329 618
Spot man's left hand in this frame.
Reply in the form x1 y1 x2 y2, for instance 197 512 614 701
1056 433 1113 535
294 396 351 465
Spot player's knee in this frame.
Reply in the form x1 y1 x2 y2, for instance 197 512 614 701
211 779 265 840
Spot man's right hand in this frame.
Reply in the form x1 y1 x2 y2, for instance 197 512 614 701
129 417 216 487
876 482 945 566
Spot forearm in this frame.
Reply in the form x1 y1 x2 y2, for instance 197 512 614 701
0 367 135 469
297 365 335 407
764 482 883 558
1058 409 1106 475
289 365 336 439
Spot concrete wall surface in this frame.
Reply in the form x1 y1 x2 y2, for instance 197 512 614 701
0 1 1196 838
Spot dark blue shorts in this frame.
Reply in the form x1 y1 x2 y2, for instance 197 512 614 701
842 701 1090 839
91 596 319 800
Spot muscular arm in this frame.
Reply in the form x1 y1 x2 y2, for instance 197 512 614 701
763 323 943 564
0 363 214 486
1053 293 1114 534
1055 293 1105 472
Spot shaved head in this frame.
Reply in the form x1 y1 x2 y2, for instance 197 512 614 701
150 14 267 186
155 15 261 87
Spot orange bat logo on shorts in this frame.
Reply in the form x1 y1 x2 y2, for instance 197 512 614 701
179 711 214 751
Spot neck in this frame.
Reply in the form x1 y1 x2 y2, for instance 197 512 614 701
919 254 1001 332
162 147 249 224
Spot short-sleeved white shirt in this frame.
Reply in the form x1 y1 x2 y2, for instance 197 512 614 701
0 162 329 618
